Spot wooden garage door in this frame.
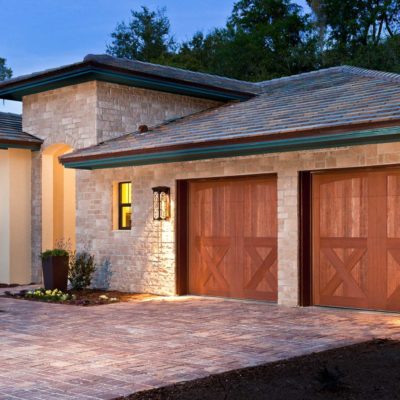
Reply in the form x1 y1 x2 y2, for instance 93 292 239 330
188 175 277 301
312 168 400 312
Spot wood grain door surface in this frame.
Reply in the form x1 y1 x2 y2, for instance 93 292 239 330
188 175 277 301
313 168 400 311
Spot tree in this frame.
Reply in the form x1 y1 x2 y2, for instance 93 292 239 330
349 34 400 72
0 58 12 81
223 0 318 79
171 0 318 81
307 0 400 65
321 0 400 46
106 6 175 62
107 1 400 81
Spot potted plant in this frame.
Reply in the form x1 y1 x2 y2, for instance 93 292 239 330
40 248 69 291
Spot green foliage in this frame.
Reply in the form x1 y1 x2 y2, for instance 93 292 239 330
40 238 71 259
307 0 400 67
69 251 96 291
106 6 175 62
107 1 400 81
226 0 318 79
40 249 69 259
324 34 400 72
309 0 400 47
26 288 72 302
167 0 318 81
0 58 12 81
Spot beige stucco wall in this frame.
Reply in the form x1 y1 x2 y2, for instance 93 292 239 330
75 140 400 305
41 144 76 251
23 81 220 282
0 149 32 284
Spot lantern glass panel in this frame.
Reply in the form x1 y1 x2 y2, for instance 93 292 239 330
153 191 160 220
160 191 168 220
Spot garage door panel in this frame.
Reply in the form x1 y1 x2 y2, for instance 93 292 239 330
387 174 400 238
190 236 233 296
316 175 368 239
317 246 368 306
313 168 400 312
243 178 277 238
189 175 277 301
243 238 277 301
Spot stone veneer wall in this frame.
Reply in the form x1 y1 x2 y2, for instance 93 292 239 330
22 81 220 282
95 82 221 142
77 141 400 305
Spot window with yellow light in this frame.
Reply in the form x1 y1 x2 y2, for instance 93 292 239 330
118 182 132 230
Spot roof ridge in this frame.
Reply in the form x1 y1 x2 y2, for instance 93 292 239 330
340 65 400 83
258 65 400 89
0 111 22 118
258 66 344 88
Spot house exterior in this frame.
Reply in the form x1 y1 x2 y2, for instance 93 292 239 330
2 54 400 312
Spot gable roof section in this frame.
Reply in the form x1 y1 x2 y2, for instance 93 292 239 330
0 112 42 150
0 54 260 102
61 65 400 169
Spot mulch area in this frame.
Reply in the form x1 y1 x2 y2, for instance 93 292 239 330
2 289 158 306
119 339 400 400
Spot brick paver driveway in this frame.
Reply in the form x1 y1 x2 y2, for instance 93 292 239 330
1 292 400 400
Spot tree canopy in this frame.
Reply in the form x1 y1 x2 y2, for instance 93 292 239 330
106 6 175 62
0 58 12 81
107 0 400 80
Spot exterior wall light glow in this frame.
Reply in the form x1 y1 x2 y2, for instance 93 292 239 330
152 186 170 220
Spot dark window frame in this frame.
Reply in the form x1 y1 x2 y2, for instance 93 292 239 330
118 182 132 230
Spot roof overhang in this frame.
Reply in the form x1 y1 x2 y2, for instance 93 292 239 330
0 62 254 102
61 125 400 170
0 138 42 151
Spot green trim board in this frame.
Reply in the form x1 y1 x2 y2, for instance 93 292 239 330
62 126 400 170
0 142 41 151
0 67 252 102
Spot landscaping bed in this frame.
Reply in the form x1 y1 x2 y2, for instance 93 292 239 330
2 288 157 306
0 283 19 288
120 339 400 400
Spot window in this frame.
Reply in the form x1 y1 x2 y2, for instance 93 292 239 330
118 182 132 230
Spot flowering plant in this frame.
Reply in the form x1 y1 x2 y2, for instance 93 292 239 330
25 288 73 302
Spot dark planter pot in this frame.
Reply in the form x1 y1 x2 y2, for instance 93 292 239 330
42 255 69 291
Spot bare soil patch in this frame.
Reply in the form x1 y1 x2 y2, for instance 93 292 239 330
119 339 400 400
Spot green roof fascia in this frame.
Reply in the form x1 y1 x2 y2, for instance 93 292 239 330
63 126 400 170
0 142 41 151
0 67 251 102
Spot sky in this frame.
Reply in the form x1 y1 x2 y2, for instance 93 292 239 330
0 0 309 114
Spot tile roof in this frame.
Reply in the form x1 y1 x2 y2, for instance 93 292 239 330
0 112 42 149
0 54 259 101
84 54 260 95
62 65 400 162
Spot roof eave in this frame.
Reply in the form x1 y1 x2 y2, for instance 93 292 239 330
0 139 42 151
61 126 400 170
0 62 255 102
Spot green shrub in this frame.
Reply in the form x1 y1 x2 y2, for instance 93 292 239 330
40 238 71 259
40 249 69 259
69 251 96 290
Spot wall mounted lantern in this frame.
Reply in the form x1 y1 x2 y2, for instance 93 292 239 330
152 186 170 220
